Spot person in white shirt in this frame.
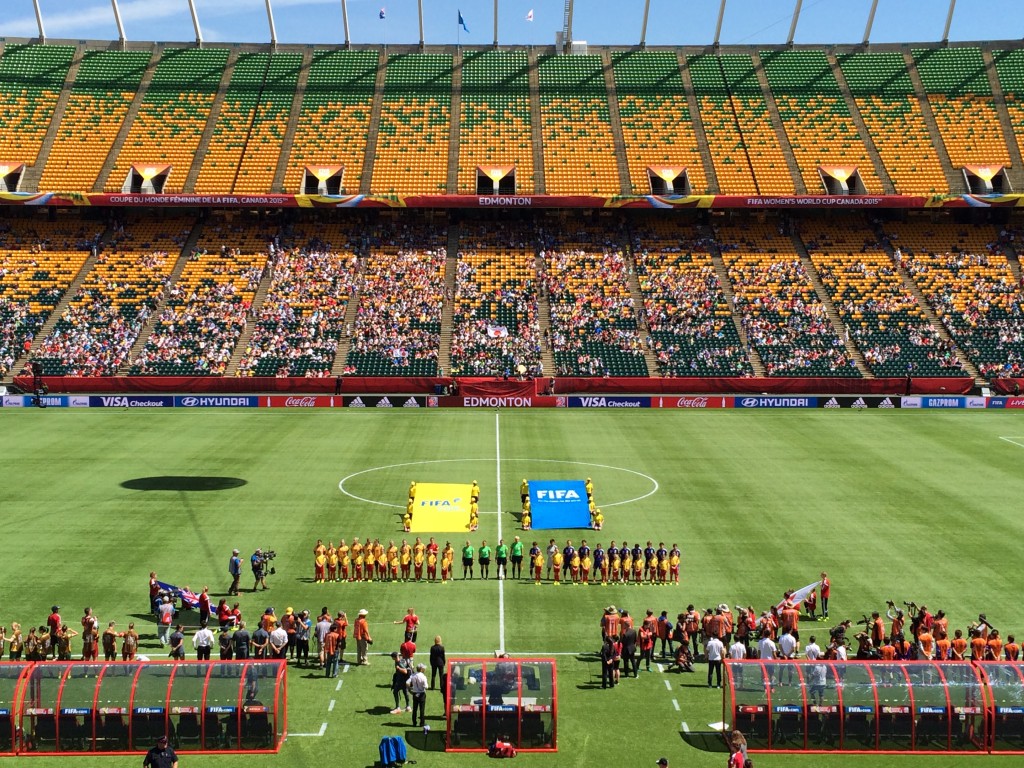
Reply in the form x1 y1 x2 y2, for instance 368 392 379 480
406 663 429 727
729 639 746 659
706 636 725 688
804 635 822 661
192 621 215 661
757 634 778 661
778 629 798 685
269 622 289 659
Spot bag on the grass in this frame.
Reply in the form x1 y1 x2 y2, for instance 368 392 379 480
488 739 517 758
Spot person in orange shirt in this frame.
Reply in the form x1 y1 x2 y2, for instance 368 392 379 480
932 610 948 641
935 633 951 661
781 604 800 642
354 609 372 665
871 612 885 649
886 603 905 639
720 605 735 644
970 630 988 661
601 607 621 641
314 539 326 559
917 628 935 660
951 629 968 660
879 636 896 661
987 630 1004 661
1004 634 1020 661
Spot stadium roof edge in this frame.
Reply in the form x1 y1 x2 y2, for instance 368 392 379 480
1 35 1023 55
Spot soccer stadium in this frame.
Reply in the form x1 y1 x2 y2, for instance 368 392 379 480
2 0 1024 766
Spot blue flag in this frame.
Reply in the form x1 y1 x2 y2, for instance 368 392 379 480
458 10 469 33
379 7 386 20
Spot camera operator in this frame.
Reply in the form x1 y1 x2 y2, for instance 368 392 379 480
252 549 268 592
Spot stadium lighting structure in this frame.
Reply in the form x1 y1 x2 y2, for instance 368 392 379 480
418 0 425 49
714 0 726 49
187 0 204 46
562 0 575 53
787 0 803 47
942 0 957 44
31 0 46 41
341 0 351 48
266 0 278 49
863 0 878 45
639 0 651 49
111 0 127 47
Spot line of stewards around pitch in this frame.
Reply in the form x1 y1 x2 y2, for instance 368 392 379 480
598 606 688 687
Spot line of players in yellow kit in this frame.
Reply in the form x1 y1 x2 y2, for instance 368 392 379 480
313 537 463 583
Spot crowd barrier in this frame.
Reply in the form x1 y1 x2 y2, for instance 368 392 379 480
4 394 1021 409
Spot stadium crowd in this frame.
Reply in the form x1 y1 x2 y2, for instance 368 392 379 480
236 236 360 377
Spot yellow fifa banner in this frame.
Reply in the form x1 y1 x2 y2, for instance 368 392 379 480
411 483 472 532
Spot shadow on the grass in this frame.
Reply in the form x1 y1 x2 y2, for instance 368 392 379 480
121 476 248 491
681 728 730 753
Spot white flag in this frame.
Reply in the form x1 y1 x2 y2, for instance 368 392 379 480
525 9 534 21
776 580 820 612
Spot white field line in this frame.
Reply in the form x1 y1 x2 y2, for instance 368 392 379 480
496 412 505 654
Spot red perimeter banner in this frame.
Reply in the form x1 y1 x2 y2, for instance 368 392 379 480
653 396 733 408
3 192 1024 210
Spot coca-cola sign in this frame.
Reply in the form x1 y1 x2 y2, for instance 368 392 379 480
655 396 732 408
263 395 336 408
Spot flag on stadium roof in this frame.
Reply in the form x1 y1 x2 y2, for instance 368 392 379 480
525 9 534 22
458 10 470 33
379 8 386 20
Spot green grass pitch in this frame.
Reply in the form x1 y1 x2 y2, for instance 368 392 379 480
2 408 1024 768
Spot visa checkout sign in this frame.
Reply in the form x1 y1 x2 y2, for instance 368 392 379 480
529 480 591 530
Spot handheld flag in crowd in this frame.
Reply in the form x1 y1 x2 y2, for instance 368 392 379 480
526 9 534 22
379 8 386 20
776 580 821 612
486 324 509 339
458 10 470 33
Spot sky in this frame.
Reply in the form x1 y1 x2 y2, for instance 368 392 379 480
0 0 1021 48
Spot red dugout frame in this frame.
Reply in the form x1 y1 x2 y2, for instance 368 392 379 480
724 660 992 755
3 660 286 756
445 658 557 752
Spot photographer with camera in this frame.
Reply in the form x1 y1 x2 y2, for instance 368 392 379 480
251 549 276 592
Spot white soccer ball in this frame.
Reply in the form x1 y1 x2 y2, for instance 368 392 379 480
468 676 477 685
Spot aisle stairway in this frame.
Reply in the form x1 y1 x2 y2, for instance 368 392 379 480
94 45 162 191
533 252 557 376
621 247 662 376
870 225 984 383
903 51 963 192
330 253 369 375
750 51 806 194
706 245 766 377
271 46 313 193
359 53 388 194
437 223 460 375
601 50 632 195
527 49 546 194
21 45 84 192
790 233 872 377
223 259 279 376
676 51 719 194
184 49 237 193
10 227 109 375
115 219 205 374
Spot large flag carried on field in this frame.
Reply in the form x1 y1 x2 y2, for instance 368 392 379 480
777 580 820 612
156 580 199 609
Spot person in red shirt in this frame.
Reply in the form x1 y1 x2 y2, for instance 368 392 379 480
198 587 211 626
871 612 885 649
46 607 61 660
780 604 800 642
395 608 419 643
819 572 831 621
804 589 817 621
601 607 621 641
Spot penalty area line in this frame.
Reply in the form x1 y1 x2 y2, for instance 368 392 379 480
290 722 328 737
999 436 1024 449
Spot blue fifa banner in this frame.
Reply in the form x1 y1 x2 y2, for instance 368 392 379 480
529 480 591 530
734 396 818 408
174 395 258 408
90 395 174 408
568 396 651 408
